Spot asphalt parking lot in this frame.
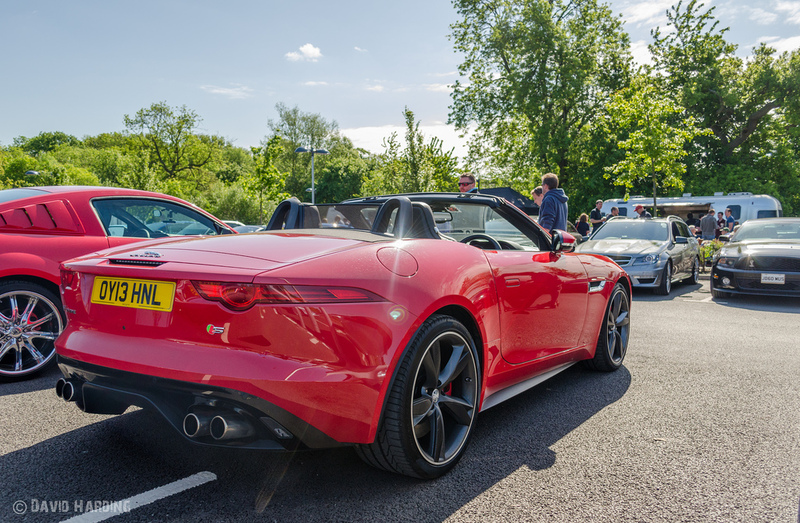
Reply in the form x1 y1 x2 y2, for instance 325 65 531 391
2 274 799 522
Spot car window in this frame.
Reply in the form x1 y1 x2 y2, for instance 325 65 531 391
733 221 800 241
92 198 220 238
591 220 669 242
675 221 691 237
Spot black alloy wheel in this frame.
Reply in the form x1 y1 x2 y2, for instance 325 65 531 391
356 315 480 479
0 281 65 379
587 283 630 372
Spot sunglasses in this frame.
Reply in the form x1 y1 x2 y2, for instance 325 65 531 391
458 182 473 186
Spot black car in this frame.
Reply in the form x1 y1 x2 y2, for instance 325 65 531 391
711 218 800 299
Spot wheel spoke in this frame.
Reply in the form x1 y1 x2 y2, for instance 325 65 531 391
21 295 39 321
0 338 16 360
25 312 55 330
420 342 441 389
8 295 20 322
438 395 474 426
21 339 46 364
24 330 59 342
615 310 629 328
439 342 468 389
14 345 24 372
412 395 433 420
611 292 622 317
427 406 446 461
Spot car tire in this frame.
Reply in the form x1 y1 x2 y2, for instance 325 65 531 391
684 257 700 284
655 262 672 295
0 281 65 379
586 283 630 372
356 315 480 479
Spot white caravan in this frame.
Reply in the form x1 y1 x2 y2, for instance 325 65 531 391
601 192 783 225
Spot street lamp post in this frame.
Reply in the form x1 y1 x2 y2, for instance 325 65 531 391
294 147 329 204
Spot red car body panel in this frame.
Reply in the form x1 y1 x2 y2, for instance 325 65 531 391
0 186 234 289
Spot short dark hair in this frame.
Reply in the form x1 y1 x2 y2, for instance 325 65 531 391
542 173 559 190
531 185 543 196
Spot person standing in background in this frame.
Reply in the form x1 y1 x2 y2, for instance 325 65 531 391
530 186 543 207
576 213 591 237
590 200 605 230
538 173 568 231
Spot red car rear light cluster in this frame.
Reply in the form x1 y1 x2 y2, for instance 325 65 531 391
191 281 383 311
61 269 78 290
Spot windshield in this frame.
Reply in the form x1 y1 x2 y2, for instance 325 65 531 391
591 220 669 242
315 200 542 250
732 220 800 241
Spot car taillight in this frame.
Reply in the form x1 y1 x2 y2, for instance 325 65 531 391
191 281 383 311
61 269 78 290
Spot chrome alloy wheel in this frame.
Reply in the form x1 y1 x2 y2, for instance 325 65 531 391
0 288 64 377
410 330 478 466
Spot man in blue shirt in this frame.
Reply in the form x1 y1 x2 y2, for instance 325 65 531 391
724 208 735 231
538 173 568 231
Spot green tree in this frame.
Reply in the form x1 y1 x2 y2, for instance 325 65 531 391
363 108 459 195
245 136 290 223
605 76 710 213
123 102 215 180
650 0 800 162
13 131 80 156
449 0 632 186
266 103 339 197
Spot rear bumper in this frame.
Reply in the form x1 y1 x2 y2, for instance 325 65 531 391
57 356 344 450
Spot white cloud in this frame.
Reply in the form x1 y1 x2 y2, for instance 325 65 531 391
629 40 653 66
354 46 368 52
285 43 323 62
366 85 385 92
758 34 800 53
425 83 453 93
745 6 778 24
774 0 800 24
342 123 470 159
620 0 673 27
200 84 254 99
303 81 328 86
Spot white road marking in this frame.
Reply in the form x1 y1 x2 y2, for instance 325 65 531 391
61 471 217 523
700 296 715 302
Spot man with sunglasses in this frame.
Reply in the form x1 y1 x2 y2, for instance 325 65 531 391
458 173 478 193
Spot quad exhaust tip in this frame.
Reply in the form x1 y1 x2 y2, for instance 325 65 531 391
56 378 81 403
210 413 255 441
183 411 255 441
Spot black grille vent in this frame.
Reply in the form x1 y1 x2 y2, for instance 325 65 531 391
109 259 164 267
736 256 800 272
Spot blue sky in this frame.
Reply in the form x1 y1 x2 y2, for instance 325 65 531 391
1 0 798 158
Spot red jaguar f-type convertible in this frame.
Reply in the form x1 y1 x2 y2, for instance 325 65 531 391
56 193 631 478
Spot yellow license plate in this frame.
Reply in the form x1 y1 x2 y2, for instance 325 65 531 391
91 277 175 311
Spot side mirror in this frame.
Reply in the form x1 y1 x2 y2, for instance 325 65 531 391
551 230 575 253
675 236 688 244
719 234 730 243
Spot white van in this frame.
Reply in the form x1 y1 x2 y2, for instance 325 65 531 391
601 192 782 225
